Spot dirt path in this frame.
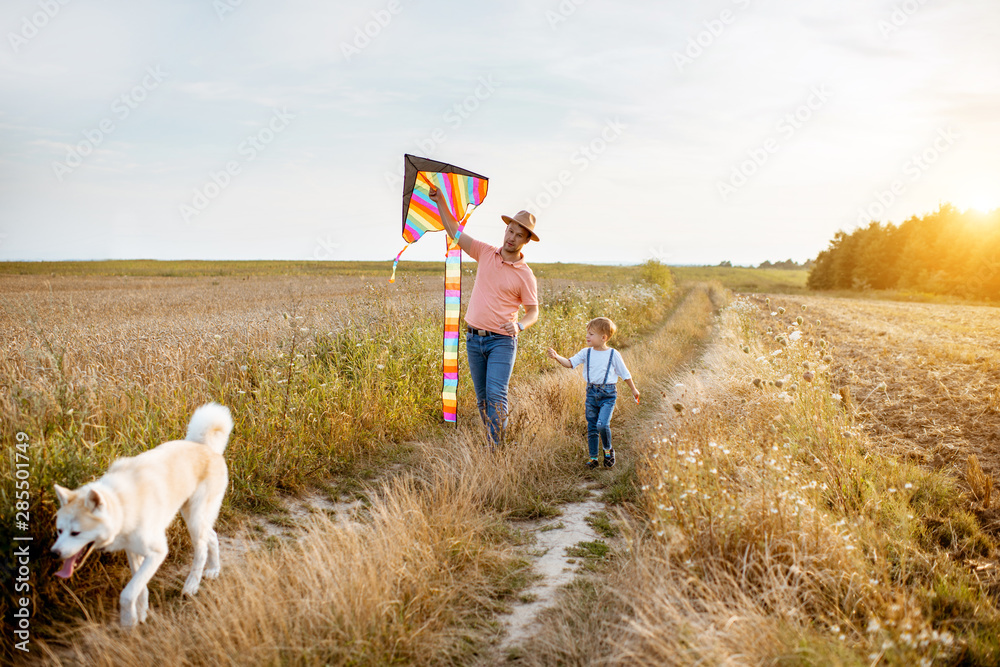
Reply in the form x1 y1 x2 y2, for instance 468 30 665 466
490 285 723 660
497 488 605 653
217 490 366 561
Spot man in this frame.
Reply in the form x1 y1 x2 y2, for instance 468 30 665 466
429 187 539 446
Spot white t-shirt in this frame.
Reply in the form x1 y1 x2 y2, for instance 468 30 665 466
569 348 631 384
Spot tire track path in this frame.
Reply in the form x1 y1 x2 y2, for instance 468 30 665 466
493 283 725 659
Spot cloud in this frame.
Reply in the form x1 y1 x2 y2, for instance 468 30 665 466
1 0 999 264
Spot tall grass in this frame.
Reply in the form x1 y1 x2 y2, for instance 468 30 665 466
31 346 602 664
1 278 444 510
42 467 525 665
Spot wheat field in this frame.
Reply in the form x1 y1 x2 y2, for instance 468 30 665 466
3 266 998 665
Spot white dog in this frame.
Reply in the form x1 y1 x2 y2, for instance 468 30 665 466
51 402 233 627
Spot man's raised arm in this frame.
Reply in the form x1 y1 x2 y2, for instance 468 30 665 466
429 187 474 253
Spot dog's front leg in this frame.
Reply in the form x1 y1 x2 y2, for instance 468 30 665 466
125 550 149 624
120 545 166 627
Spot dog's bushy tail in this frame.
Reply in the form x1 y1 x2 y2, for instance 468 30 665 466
186 403 234 455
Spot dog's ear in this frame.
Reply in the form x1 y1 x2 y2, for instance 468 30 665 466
84 488 104 512
53 484 73 507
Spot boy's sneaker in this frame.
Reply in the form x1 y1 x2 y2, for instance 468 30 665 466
603 448 616 468
585 458 600 469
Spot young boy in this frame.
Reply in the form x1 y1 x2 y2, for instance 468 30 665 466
547 317 640 468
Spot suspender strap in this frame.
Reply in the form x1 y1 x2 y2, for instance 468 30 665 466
586 348 616 385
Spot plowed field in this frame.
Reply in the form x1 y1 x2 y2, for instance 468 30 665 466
752 295 1000 532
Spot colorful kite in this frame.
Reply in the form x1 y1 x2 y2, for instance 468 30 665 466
390 154 489 423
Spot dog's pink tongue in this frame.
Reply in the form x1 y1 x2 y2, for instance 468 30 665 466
55 552 79 579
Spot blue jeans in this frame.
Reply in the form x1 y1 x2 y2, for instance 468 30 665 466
585 384 617 458
466 332 517 446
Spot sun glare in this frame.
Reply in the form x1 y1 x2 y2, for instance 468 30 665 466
958 196 999 214
951 179 999 214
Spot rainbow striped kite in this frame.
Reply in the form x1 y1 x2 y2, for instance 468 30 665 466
390 154 489 423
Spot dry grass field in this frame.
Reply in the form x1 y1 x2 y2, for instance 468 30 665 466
0 267 677 663
4 264 998 665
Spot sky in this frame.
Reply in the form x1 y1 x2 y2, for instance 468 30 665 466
1 0 998 266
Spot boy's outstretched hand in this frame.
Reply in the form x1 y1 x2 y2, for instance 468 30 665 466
548 348 572 369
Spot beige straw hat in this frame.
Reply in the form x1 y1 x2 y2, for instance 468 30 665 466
500 210 540 242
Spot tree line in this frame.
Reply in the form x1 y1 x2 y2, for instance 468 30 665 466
807 204 1000 301
713 259 813 269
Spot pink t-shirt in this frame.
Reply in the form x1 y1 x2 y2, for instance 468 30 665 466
464 238 538 335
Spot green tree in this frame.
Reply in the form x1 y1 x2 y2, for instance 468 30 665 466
809 204 1000 301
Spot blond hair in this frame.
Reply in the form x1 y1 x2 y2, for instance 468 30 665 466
587 317 617 339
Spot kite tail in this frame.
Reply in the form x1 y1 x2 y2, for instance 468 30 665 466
441 211 472 424
442 239 462 423
389 243 412 283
